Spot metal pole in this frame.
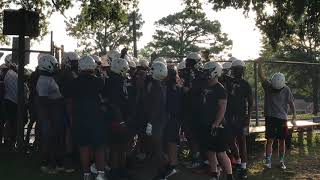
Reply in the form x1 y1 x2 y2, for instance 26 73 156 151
0 48 51 54
132 11 138 58
16 30 26 150
254 62 259 126
50 31 54 55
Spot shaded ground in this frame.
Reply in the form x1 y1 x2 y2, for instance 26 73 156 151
0 133 320 180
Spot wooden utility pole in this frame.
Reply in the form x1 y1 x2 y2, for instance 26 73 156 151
132 11 138 58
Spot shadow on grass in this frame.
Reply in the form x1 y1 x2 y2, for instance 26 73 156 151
0 133 320 180
248 133 320 180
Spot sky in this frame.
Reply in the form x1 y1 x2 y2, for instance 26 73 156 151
1 0 263 69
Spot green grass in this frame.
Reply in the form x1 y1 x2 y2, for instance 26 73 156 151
0 149 79 180
1 133 320 180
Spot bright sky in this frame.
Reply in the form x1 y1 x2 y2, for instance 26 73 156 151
1 0 262 69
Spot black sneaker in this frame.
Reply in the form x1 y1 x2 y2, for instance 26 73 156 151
239 168 248 179
234 164 242 172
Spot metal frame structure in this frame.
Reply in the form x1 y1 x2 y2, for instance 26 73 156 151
0 31 64 149
161 54 320 126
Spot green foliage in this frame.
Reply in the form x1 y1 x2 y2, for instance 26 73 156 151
66 0 144 54
0 0 134 46
208 0 320 113
208 0 320 51
146 2 232 59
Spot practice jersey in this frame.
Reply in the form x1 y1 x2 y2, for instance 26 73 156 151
225 77 252 118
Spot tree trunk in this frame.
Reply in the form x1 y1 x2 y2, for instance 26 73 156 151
312 67 319 115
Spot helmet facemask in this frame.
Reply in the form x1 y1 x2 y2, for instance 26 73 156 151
231 66 245 79
70 60 79 72
203 67 218 80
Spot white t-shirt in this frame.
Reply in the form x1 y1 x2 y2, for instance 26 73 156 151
36 75 62 99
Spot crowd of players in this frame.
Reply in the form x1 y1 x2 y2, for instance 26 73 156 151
0 49 296 180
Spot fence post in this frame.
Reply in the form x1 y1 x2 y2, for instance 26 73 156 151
254 62 259 126
16 33 25 150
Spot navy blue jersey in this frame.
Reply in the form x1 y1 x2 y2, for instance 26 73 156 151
225 77 252 120
103 72 129 120
166 83 183 119
70 73 106 146
202 82 227 125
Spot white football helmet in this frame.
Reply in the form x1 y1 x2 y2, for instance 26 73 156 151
79 55 97 71
123 55 132 61
4 54 12 65
271 72 286 89
151 61 168 81
186 52 202 61
222 62 232 70
124 55 136 68
91 55 101 65
186 52 202 69
131 57 139 63
62 52 80 68
137 59 149 68
177 60 186 70
128 60 136 68
107 50 121 62
203 61 222 79
153 57 167 65
111 58 130 76
38 55 58 73
231 59 245 67
194 61 203 70
37 53 47 62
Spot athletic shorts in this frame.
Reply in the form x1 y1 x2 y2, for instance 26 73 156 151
3 99 17 124
164 115 181 144
198 124 228 153
265 116 288 140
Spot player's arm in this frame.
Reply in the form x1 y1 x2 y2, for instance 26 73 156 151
289 100 297 126
257 58 267 82
212 98 227 128
246 91 254 127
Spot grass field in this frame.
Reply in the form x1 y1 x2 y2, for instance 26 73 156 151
1 133 320 180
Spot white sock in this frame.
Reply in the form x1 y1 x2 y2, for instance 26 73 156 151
241 163 247 169
97 171 105 176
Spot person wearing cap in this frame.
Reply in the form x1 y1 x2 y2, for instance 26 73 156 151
257 58 296 170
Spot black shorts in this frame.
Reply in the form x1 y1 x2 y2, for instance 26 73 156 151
3 100 17 124
164 115 181 144
224 113 248 136
265 116 288 140
225 124 247 139
198 124 228 153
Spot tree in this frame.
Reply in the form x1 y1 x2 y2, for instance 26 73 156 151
0 0 133 45
146 2 232 60
66 0 144 55
208 0 320 114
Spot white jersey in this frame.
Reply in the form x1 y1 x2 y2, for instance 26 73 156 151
36 75 62 99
